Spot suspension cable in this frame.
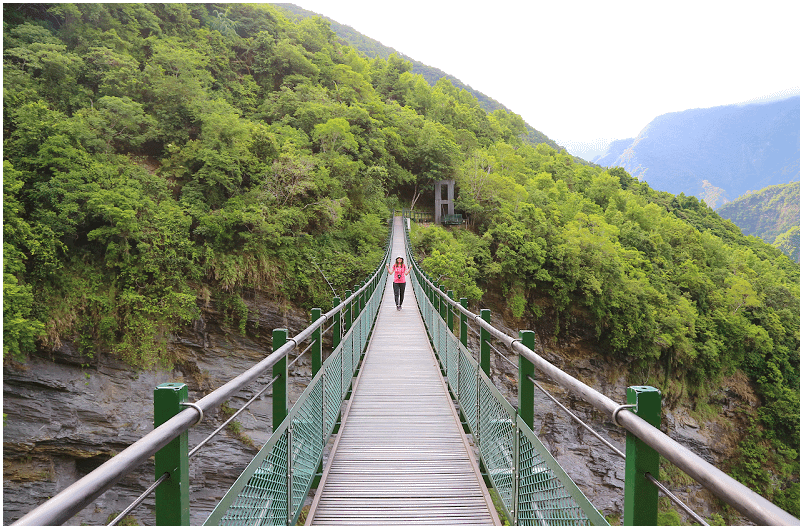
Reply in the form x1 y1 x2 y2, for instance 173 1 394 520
188 374 280 459
289 339 314 370
528 375 625 459
646 472 710 526
486 340 516 370
106 472 169 526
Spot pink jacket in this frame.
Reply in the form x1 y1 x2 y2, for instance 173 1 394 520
389 264 409 283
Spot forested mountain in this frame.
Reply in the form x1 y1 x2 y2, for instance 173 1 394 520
273 3 562 151
3 3 800 519
593 97 800 207
717 182 800 243
774 226 800 263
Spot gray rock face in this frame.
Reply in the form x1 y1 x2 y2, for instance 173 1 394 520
3 296 308 526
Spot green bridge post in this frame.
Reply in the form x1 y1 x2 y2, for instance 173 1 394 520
519 331 536 429
357 282 364 319
311 308 322 376
344 290 352 333
447 290 455 333
154 382 190 526
332 296 341 351
624 385 661 526
438 285 447 322
272 329 288 431
480 309 491 376
460 298 469 348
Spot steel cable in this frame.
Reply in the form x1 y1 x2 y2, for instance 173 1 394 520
106 472 169 526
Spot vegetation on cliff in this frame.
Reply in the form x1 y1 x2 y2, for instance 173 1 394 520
3 2 799 516
717 181 800 252
2 3 531 366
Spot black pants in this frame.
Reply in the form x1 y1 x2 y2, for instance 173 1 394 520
393 282 406 307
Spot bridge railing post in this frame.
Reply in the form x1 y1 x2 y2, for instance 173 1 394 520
272 329 288 431
344 290 352 333
432 281 440 348
447 290 455 333
623 385 661 526
480 309 491 377
519 331 535 430
460 298 468 349
311 308 322 376
154 382 190 526
332 296 341 351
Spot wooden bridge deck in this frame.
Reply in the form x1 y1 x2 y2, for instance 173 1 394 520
306 218 499 525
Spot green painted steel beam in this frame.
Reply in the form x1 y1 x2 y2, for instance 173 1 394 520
518 330 535 431
447 290 455 332
344 290 352 332
480 309 491 377
332 296 341 351
311 308 322 376
460 298 469 349
272 329 288 432
624 385 661 526
154 383 190 526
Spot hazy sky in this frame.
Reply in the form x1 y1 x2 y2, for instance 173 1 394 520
292 0 800 158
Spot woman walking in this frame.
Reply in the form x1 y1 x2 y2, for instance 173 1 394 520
387 256 410 310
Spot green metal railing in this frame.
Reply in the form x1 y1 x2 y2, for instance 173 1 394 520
403 214 800 527
402 207 433 223
404 221 606 526
203 236 392 526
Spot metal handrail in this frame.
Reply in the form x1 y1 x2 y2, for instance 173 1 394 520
13 232 393 527
403 215 800 526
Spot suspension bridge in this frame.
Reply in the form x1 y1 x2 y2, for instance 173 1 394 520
12 216 800 526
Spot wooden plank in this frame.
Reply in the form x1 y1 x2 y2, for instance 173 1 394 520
306 218 500 526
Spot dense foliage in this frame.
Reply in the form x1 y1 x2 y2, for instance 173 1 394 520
2 3 537 367
275 3 560 151
774 226 800 263
3 3 799 516
717 181 800 248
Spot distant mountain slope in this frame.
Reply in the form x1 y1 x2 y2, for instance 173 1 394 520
592 138 633 165
594 96 800 207
274 3 562 151
717 181 800 244
774 226 800 262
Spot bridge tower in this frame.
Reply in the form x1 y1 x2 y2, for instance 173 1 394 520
434 179 455 224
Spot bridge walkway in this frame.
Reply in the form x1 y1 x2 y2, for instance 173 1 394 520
306 217 500 525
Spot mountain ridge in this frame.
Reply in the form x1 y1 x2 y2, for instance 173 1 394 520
594 96 800 207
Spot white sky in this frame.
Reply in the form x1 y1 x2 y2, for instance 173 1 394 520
292 0 800 158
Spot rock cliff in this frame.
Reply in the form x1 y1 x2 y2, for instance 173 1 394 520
3 294 309 526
